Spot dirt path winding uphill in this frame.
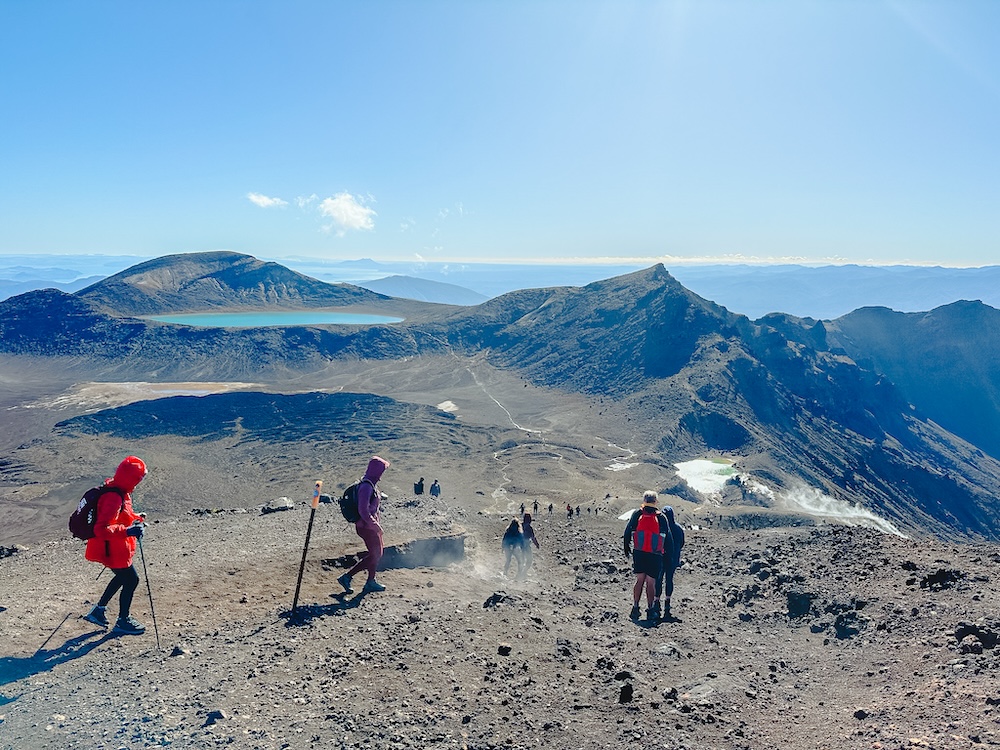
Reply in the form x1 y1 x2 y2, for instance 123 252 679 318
2 494 999 750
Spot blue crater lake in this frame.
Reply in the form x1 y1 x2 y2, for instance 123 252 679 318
144 311 404 328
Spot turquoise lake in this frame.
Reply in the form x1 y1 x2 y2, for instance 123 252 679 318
144 311 403 328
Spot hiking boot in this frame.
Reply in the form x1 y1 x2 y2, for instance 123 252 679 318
646 606 659 624
652 600 662 621
83 605 108 628
629 603 641 620
362 579 386 593
337 573 354 594
112 616 146 636
663 603 672 621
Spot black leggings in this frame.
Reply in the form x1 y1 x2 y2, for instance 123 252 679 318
655 562 676 600
98 565 139 618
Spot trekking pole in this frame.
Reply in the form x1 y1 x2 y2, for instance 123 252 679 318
137 536 161 649
291 480 322 618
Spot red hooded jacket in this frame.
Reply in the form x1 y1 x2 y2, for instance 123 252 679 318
85 456 147 569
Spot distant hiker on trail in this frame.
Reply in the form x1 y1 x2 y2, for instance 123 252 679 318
502 519 525 578
339 456 391 595
656 505 686 620
521 513 541 571
429 479 440 497
414 477 424 495
520 502 525 516
575 505 580 516
548 503 553 515
532 499 538 515
82 456 149 636
566 503 573 519
623 491 672 624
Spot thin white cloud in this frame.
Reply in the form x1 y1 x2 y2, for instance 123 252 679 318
319 192 376 235
438 202 466 220
296 194 319 209
247 192 288 208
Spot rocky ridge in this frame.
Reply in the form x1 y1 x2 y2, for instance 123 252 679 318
3 252 1000 541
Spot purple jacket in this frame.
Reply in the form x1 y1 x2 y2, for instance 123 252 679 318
356 456 389 529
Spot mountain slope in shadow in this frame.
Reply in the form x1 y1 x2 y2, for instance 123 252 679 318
827 300 1000 461
2 252 1000 540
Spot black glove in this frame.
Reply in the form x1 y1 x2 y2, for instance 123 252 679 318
624 546 631 559
126 524 145 538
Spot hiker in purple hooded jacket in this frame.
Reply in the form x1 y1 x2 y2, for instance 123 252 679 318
338 456 390 594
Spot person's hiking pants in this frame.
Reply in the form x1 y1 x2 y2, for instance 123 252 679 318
98 564 139 617
346 524 383 579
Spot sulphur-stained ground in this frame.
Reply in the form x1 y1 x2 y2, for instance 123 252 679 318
2 490 999 750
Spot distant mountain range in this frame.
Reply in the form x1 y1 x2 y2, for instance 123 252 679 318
0 276 101 300
357 275 488 306
2 251 999 540
6 254 1000 318
667 264 1000 319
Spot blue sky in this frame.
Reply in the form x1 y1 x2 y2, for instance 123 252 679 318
2 1 998 266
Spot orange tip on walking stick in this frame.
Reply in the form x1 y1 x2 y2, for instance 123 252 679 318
312 480 322 509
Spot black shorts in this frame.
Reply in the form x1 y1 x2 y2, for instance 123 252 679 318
632 550 662 578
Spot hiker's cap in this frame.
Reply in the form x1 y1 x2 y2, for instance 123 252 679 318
641 490 658 508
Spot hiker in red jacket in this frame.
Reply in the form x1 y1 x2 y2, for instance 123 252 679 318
83 456 148 635
338 456 391 595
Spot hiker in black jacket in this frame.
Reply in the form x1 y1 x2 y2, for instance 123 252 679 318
656 505 685 620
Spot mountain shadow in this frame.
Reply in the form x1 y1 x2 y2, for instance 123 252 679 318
826 301 1000 462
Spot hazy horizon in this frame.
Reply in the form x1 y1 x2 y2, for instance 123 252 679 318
0 250 998 271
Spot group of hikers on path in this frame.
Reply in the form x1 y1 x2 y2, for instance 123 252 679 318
78 454 681 637
76 453 395 635
413 477 441 497
623 490 685 624
500 513 540 579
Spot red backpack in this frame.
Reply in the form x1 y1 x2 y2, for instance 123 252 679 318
632 510 665 554
68 485 125 540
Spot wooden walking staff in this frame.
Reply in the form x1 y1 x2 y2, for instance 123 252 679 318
291 480 322 618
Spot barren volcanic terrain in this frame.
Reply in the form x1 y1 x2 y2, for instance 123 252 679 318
2 358 1000 750
3 252 1000 749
